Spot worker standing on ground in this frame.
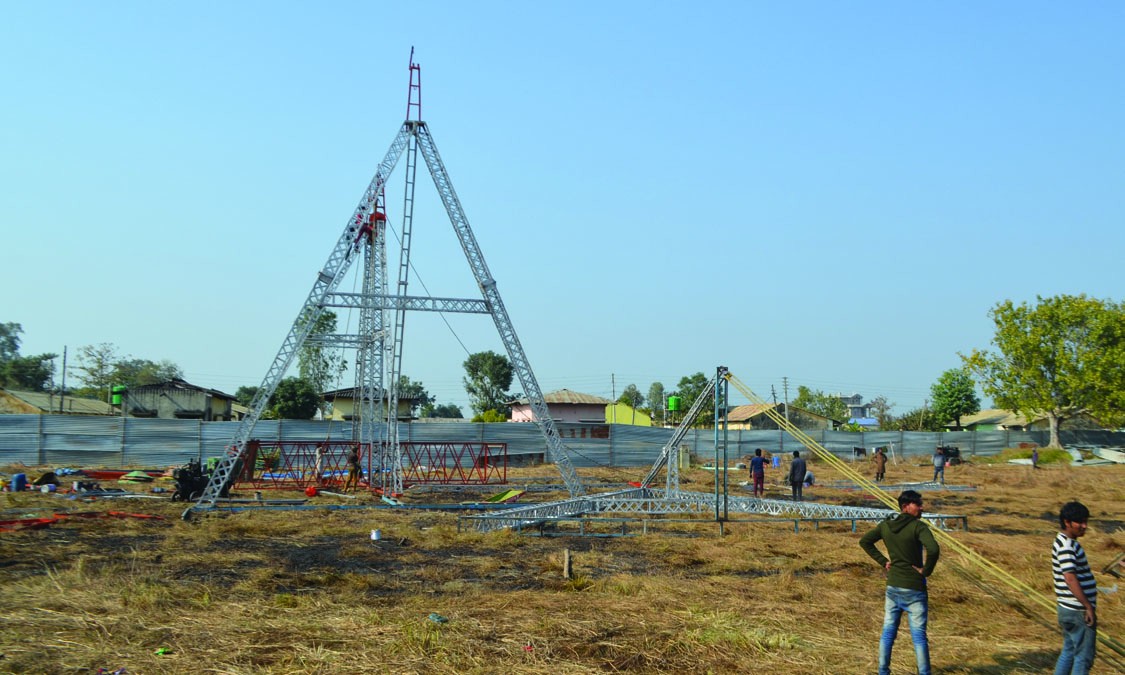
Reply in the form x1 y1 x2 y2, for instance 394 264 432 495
749 448 766 498
344 446 362 493
1052 501 1097 674
787 450 807 502
931 447 945 484
859 489 940 675
873 447 887 482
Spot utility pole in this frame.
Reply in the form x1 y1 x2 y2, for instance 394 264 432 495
611 373 616 424
782 376 790 424
59 346 67 413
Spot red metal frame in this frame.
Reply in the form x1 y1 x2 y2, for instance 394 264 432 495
233 440 507 491
399 442 507 485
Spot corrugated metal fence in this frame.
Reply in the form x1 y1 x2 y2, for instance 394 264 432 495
1 415 1122 470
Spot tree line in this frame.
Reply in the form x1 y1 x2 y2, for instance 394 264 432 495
4 295 1122 445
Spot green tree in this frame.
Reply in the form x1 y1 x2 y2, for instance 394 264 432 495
5 353 57 391
929 368 980 430
790 386 849 422
647 381 665 423
672 372 713 426
963 294 1125 448
885 406 944 431
463 350 513 416
618 383 643 408
0 322 22 366
422 402 463 418
235 386 260 407
397 375 434 416
297 310 347 415
868 395 896 429
75 343 121 401
269 377 320 419
113 358 183 388
472 408 508 423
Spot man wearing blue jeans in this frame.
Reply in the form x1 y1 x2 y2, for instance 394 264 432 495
860 490 941 675
1052 501 1097 674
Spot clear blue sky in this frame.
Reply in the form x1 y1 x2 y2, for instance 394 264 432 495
4 2 1124 418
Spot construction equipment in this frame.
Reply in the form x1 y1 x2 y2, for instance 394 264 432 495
186 52 583 517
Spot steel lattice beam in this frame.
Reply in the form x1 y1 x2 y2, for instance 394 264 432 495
461 489 967 533
323 292 490 314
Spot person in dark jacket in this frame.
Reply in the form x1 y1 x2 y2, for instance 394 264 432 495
860 489 940 675
787 450 807 501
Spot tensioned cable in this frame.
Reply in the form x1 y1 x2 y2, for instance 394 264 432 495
725 372 1125 662
383 218 472 357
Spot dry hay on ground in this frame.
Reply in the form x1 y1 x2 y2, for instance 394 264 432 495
0 460 1122 674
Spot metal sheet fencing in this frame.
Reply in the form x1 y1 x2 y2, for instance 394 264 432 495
0 415 1121 470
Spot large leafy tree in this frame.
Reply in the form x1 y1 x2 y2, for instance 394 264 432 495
0 322 57 391
234 386 259 407
74 343 121 401
397 375 434 416
672 372 713 425
963 294 1125 448
113 358 183 388
74 343 183 400
884 406 945 432
5 353 57 391
463 350 513 416
298 310 347 415
929 368 980 429
647 381 665 421
618 383 643 408
868 395 896 429
269 377 320 419
421 402 463 418
790 386 849 422
0 322 21 365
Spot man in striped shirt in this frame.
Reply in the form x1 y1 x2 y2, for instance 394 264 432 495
1051 501 1097 674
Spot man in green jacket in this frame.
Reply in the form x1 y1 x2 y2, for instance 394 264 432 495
859 489 940 675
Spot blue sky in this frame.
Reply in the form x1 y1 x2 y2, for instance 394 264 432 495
4 2 1124 418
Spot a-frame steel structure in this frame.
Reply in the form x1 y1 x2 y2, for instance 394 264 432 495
187 55 583 516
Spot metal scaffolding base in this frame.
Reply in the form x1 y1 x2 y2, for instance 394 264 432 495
459 487 968 533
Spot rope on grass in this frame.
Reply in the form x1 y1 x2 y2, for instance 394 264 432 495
724 372 1125 661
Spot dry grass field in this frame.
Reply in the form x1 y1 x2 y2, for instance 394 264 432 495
1 455 1123 674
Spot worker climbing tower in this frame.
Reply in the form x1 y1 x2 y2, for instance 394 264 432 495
189 52 584 514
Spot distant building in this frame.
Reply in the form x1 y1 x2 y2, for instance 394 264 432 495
605 401 653 426
509 389 612 423
725 403 837 430
0 388 114 416
127 378 239 421
837 393 871 419
321 387 416 421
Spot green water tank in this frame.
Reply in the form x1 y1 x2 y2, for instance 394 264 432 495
667 396 682 412
111 385 127 406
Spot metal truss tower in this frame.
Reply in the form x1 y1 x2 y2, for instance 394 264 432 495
188 54 584 515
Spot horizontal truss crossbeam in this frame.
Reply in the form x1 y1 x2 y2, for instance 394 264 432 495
460 489 967 533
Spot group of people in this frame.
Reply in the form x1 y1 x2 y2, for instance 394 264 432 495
746 448 812 500
747 445 947 499
746 446 1106 673
860 493 1108 675
311 446 365 492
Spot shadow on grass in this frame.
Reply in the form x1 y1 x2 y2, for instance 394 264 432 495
935 648 1057 674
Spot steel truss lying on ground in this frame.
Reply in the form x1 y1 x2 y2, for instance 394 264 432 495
459 487 968 533
231 440 506 491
